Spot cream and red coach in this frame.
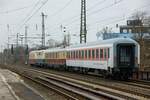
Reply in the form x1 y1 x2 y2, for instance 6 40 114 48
29 48 66 67
44 48 66 67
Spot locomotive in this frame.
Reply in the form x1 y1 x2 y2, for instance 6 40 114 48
29 38 140 79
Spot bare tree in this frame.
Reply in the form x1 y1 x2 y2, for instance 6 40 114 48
131 11 147 21
131 11 150 70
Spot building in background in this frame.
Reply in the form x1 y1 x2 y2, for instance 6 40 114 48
98 32 134 40
119 20 150 71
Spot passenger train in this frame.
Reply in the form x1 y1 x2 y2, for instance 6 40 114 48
29 38 140 79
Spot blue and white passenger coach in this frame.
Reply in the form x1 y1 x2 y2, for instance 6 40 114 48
66 38 140 79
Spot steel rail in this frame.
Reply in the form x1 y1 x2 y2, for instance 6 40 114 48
17 67 148 100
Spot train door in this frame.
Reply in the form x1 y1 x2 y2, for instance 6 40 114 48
117 44 135 68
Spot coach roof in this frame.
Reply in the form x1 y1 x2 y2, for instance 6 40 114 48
67 38 138 49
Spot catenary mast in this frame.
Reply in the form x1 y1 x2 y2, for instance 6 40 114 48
80 0 87 43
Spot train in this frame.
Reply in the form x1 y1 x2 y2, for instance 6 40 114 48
29 38 140 80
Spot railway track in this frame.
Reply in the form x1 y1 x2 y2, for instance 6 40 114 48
5 65 150 100
7 66 124 100
10 68 79 100
122 80 150 90
26 66 150 98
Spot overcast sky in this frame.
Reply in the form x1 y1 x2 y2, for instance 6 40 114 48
0 0 149 50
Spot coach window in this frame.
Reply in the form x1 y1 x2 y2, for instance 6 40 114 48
85 50 87 59
49 53 50 58
69 51 70 59
71 51 72 59
49 53 51 58
54 53 55 59
72 51 74 59
73 51 74 59
53 53 55 59
88 50 91 59
82 50 84 59
104 48 107 59
56 52 57 59
61 52 63 59
45 53 47 58
79 50 81 59
67 52 69 58
69 51 71 59
73 51 75 59
53 53 54 59
100 49 103 59
75 51 77 59
68 51 70 59
96 49 99 59
108 48 110 58
55 53 56 59
70 51 72 59
81 50 82 59
50 53 51 58
58 52 59 58
51 53 53 59
78 51 79 59
59 52 60 59
92 49 95 59
78 51 79 58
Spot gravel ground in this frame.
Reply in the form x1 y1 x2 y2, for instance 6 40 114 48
0 65 69 100
0 68 44 100
22 77 68 100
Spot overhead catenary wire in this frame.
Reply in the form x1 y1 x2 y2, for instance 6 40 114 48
50 0 150 34
48 0 73 18
87 0 107 11
89 2 150 28
18 0 42 26
18 0 49 31
88 5 150 32
0 5 32 14
47 0 124 33
13 0 149 42
87 0 124 16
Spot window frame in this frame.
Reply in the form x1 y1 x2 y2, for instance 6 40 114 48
100 48 103 60
96 48 99 59
85 49 87 59
92 49 95 59
88 49 91 60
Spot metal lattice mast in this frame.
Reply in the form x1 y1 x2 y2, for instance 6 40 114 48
80 0 87 43
41 12 46 47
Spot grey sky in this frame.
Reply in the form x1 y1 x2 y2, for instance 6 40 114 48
0 0 149 50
